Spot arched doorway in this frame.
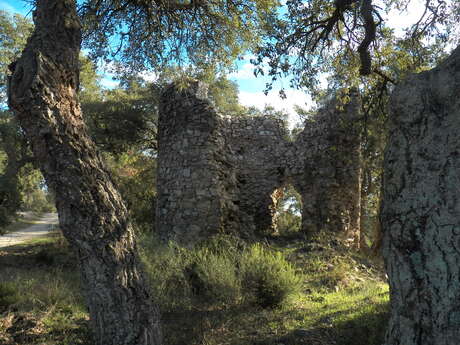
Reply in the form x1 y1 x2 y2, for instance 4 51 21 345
273 184 302 236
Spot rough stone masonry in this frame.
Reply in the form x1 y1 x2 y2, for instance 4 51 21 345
156 82 362 246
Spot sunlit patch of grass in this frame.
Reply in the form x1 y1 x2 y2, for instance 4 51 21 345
15 232 62 247
0 232 91 345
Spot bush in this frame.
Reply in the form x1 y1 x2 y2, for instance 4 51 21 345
140 237 193 310
241 243 302 308
140 236 302 310
187 248 241 305
0 282 20 309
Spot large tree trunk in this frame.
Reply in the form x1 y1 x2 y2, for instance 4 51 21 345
382 46 460 345
7 0 162 344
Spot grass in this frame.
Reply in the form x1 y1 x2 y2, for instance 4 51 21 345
0 229 389 345
141 232 389 345
0 232 91 345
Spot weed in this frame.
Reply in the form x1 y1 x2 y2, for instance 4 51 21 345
241 243 302 308
188 248 241 305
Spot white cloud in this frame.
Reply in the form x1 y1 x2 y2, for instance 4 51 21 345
382 0 426 36
138 71 158 83
229 63 257 80
239 89 311 128
100 77 119 89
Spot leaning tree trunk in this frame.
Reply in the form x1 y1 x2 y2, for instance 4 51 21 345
7 0 162 344
381 45 460 345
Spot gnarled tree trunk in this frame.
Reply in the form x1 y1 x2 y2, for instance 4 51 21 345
7 0 162 344
382 45 460 345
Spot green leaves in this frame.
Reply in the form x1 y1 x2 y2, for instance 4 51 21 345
0 11 33 104
79 0 280 74
254 0 459 94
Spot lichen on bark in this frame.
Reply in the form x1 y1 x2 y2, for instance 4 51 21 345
382 45 460 345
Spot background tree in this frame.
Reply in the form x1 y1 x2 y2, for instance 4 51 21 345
0 112 26 230
0 10 33 102
254 0 458 89
0 11 54 230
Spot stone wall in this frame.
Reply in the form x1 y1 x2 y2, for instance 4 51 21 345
291 91 362 242
156 82 362 245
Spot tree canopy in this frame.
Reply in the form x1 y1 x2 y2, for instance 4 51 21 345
253 0 460 92
79 0 280 74
0 10 33 104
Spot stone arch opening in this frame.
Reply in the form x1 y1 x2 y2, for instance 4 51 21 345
272 183 302 236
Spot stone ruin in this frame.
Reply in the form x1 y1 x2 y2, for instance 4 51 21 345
156 82 362 245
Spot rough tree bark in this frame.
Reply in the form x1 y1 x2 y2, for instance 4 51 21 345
7 0 162 344
382 45 460 345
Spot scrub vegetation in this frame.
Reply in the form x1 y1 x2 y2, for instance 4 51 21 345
0 229 388 345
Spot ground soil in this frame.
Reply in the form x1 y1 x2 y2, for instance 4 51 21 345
0 213 58 248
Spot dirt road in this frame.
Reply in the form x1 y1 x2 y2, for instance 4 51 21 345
0 213 59 248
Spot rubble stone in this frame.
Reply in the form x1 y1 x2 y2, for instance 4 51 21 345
156 82 362 245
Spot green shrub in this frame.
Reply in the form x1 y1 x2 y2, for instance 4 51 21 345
241 243 302 308
140 235 243 309
140 236 302 310
187 248 241 305
140 237 194 310
0 282 20 309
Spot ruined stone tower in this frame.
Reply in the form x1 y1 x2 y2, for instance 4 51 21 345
291 92 362 243
156 82 362 246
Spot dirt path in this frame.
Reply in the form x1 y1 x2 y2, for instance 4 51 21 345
0 213 59 248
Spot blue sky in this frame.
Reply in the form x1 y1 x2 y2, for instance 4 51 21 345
1 0 425 126
0 0 29 16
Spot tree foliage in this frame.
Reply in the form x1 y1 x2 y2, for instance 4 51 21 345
79 0 280 74
253 0 459 91
0 10 33 104
0 12 56 226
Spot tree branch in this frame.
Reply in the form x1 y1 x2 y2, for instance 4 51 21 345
358 0 376 75
373 68 396 85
